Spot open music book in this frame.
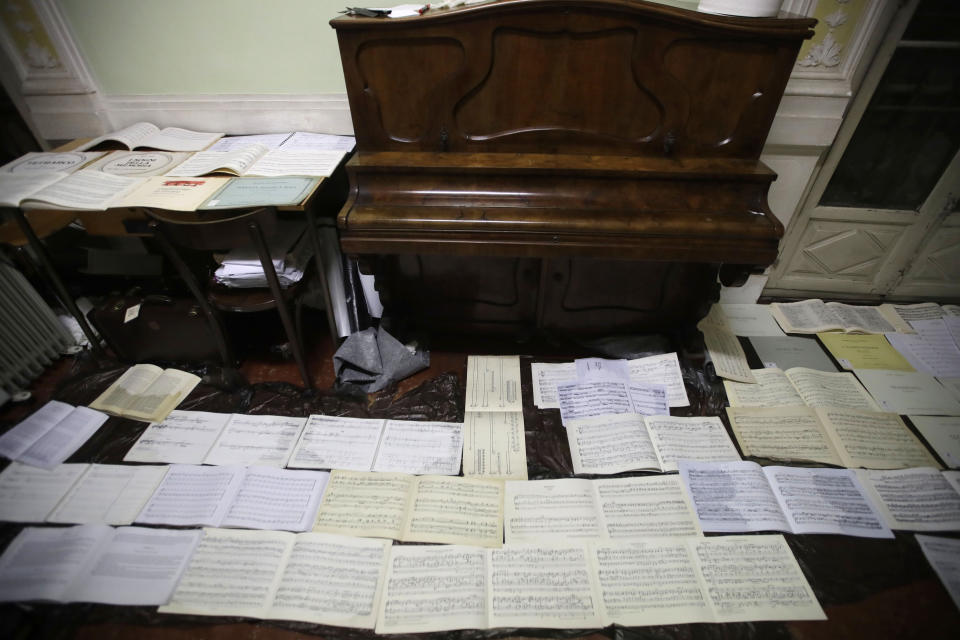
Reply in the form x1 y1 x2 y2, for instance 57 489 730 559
376 535 825 633
77 122 223 152
770 299 897 334
89 364 200 423
0 400 108 469
503 475 702 543
312 470 504 547
160 528 390 628
0 525 201 605
726 406 941 469
565 413 739 474
680 460 893 538
723 367 880 411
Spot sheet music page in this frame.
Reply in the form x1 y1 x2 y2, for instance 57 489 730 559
66 527 202 605
23 170 143 210
280 132 356 152
286 415 384 471
466 355 522 412
488 545 602 630
627 382 670 416
595 475 702 538
372 420 463 475
504 478 602 543
208 133 291 151
591 538 713 626
77 121 158 150
827 302 897 334
17 406 109 470
221 467 330 532
725 406 844 466
165 144 267 176
89 363 164 414
854 369 960 415
786 368 881 411
463 412 528 480
886 319 960 377
530 362 576 408
376 545 488 634
718 303 786 337
566 413 658 474
679 460 790 533
575 357 631 381
0 462 88 522
627 352 691 407
879 302 944 328
312 470 413 539
763 466 892 538
769 299 838 334
0 400 73 460
268 533 389 628
123 410 231 464
916 534 960 609
247 150 347 177
142 126 223 151
0 172 69 206
723 368 804 407
47 464 167 525
160 528 293 617
817 407 942 469
694 535 826 622
557 380 633 424
0 524 112 602
405 476 504 547
909 416 960 468
136 464 245 527
645 415 741 471
856 468 960 531
701 324 756 383
122 368 201 422
203 414 307 467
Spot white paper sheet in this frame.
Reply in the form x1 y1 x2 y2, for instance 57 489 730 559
854 370 960 415
0 462 88 522
221 467 330 532
123 410 231 464
47 464 167 525
916 534 960 609
136 464 244 527
203 414 307 467
372 420 463 475
287 415 384 471
16 406 109 470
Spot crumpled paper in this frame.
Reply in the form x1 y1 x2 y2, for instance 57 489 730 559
333 326 429 393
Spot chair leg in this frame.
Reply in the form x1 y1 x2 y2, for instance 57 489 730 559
148 220 235 368
247 218 313 389
305 208 342 348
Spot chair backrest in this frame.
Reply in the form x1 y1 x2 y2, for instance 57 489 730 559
142 206 278 251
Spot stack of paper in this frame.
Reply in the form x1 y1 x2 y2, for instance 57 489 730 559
213 220 310 288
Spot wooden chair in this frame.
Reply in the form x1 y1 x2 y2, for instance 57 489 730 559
143 206 315 388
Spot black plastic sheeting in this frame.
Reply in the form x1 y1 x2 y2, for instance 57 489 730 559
0 337 957 639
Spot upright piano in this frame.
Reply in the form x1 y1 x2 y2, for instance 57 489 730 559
331 0 814 340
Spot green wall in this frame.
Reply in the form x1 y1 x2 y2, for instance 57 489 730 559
59 0 348 94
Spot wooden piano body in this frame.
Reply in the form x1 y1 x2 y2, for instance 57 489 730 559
331 0 814 337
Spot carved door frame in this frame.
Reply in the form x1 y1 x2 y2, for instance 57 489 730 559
766 0 960 302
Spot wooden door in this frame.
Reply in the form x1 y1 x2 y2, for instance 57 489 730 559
767 0 960 302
